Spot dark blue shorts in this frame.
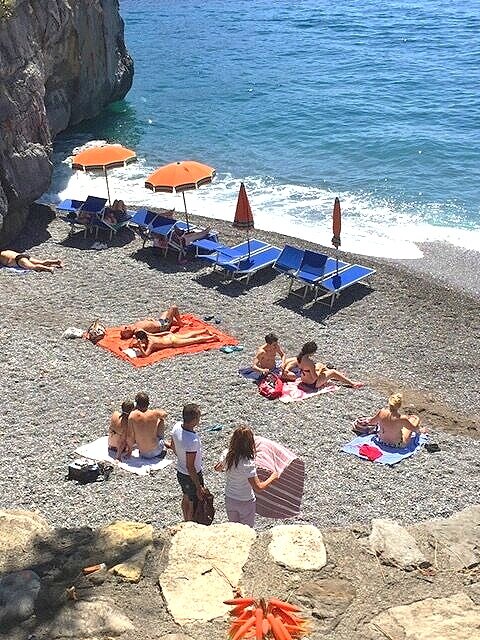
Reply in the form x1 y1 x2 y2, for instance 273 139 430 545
176 470 204 501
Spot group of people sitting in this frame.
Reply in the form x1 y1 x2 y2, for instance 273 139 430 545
252 332 364 389
119 305 218 356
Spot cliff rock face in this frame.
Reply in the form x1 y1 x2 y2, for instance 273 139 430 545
0 0 133 243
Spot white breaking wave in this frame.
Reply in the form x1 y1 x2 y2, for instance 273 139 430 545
40 144 480 260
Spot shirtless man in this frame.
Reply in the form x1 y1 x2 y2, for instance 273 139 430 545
0 249 64 273
365 392 426 447
127 392 167 458
133 328 218 357
108 399 135 460
252 332 285 376
120 305 183 339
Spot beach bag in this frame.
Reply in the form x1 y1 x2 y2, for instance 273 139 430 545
259 373 283 400
67 458 113 484
193 489 215 526
86 319 106 344
353 416 378 436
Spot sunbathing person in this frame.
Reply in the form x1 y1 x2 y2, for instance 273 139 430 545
252 332 286 376
108 399 135 460
364 392 426 447
283 341 364 389
120 305 183 339
0 250 64 273
133 328 218 357
127 392 167 458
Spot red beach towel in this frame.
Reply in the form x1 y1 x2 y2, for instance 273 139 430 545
254 436 304 519
94 314 238 367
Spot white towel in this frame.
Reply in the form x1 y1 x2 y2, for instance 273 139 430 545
75 436 173 476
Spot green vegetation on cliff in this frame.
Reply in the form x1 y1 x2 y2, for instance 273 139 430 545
0 0 16 21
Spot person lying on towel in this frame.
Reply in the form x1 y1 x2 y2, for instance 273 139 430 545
108 399 135 460
120 305 183 339
0 249 64 273
282 341 364 388
126 392 167 459
252 332 286 377
132 328 219 357
363 392 426 448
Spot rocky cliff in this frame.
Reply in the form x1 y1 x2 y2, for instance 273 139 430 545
0 0 133 243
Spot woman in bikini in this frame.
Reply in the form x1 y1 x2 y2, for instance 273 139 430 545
365 392 425 447
0 249 64 273
133 328 218 357
283 341 364 389
108 399 135 460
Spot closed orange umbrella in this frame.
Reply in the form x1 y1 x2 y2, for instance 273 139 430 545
332 197 342 272
145 160 216 231
233 182 255 256
71 144 136 204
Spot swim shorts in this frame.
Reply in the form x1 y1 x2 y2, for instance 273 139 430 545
176 470 204 501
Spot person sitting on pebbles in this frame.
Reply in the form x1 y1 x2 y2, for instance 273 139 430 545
252 332 286 377
120 305 184 339
0 249 64 273
133 328 218 357
282 341 364 389
108 399 135 460
363 392 426 448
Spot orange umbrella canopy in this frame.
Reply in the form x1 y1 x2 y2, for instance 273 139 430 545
71 144 136 204
233 182 255 230
145 160 216 193
332 197 341 249
71 144 136 171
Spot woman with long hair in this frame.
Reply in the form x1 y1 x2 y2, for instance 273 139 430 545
283 341 363 388
215 426 277 528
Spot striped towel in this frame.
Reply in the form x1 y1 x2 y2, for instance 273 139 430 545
254 436 304 519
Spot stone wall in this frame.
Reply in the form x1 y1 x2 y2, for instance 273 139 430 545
0 0 133 244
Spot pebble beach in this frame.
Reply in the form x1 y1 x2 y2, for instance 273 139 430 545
1 205 479 532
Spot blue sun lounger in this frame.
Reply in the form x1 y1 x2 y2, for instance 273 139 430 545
59 195 107 236
56 198 85 215
312 264 376 306
290 249 350 299
273 244 305 277
222 246 282 284
199 239 269 270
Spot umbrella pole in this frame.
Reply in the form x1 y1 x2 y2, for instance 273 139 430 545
247 229 251 258
104 167 112 206
182 192 190 232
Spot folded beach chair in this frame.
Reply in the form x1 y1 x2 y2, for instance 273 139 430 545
290 249 350 299
222 246 282 284
311 264 376 306
199 239 269 271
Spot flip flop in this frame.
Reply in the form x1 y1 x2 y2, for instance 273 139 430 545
214 317 222 324
203 315 214 321
206 424 223 432
231 345 244 352
220 346 234 353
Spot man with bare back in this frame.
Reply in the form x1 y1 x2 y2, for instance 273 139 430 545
127 392 167 458
133 328 218 357
120 304 183 339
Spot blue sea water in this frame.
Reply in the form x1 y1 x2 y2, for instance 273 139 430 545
45 0 480 258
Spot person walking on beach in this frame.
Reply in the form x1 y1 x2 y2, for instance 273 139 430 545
127 392 167 458
282 341 364 388
108 399 135 460
120 305 184 339
167 403 208 522
214 426 278 528
252 332 286 377
364 392 426 447
132 328 218 356
0 249 64 273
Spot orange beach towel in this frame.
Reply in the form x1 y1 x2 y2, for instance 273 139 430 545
95 314 238 367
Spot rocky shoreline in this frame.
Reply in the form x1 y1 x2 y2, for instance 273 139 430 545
1 507 480 639
0 206 479 536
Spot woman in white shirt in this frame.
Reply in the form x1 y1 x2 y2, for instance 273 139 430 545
215 426 278 528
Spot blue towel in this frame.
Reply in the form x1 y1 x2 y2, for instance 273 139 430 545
342 432 427 465
239 366 283 381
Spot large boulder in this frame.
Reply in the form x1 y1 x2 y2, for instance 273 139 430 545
369 592 480 640
0 0 134 243
0 570 41 626
159 522 256 625
268 525 327 571
0 509 52 572
368 518 429 571
48 597 134 638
